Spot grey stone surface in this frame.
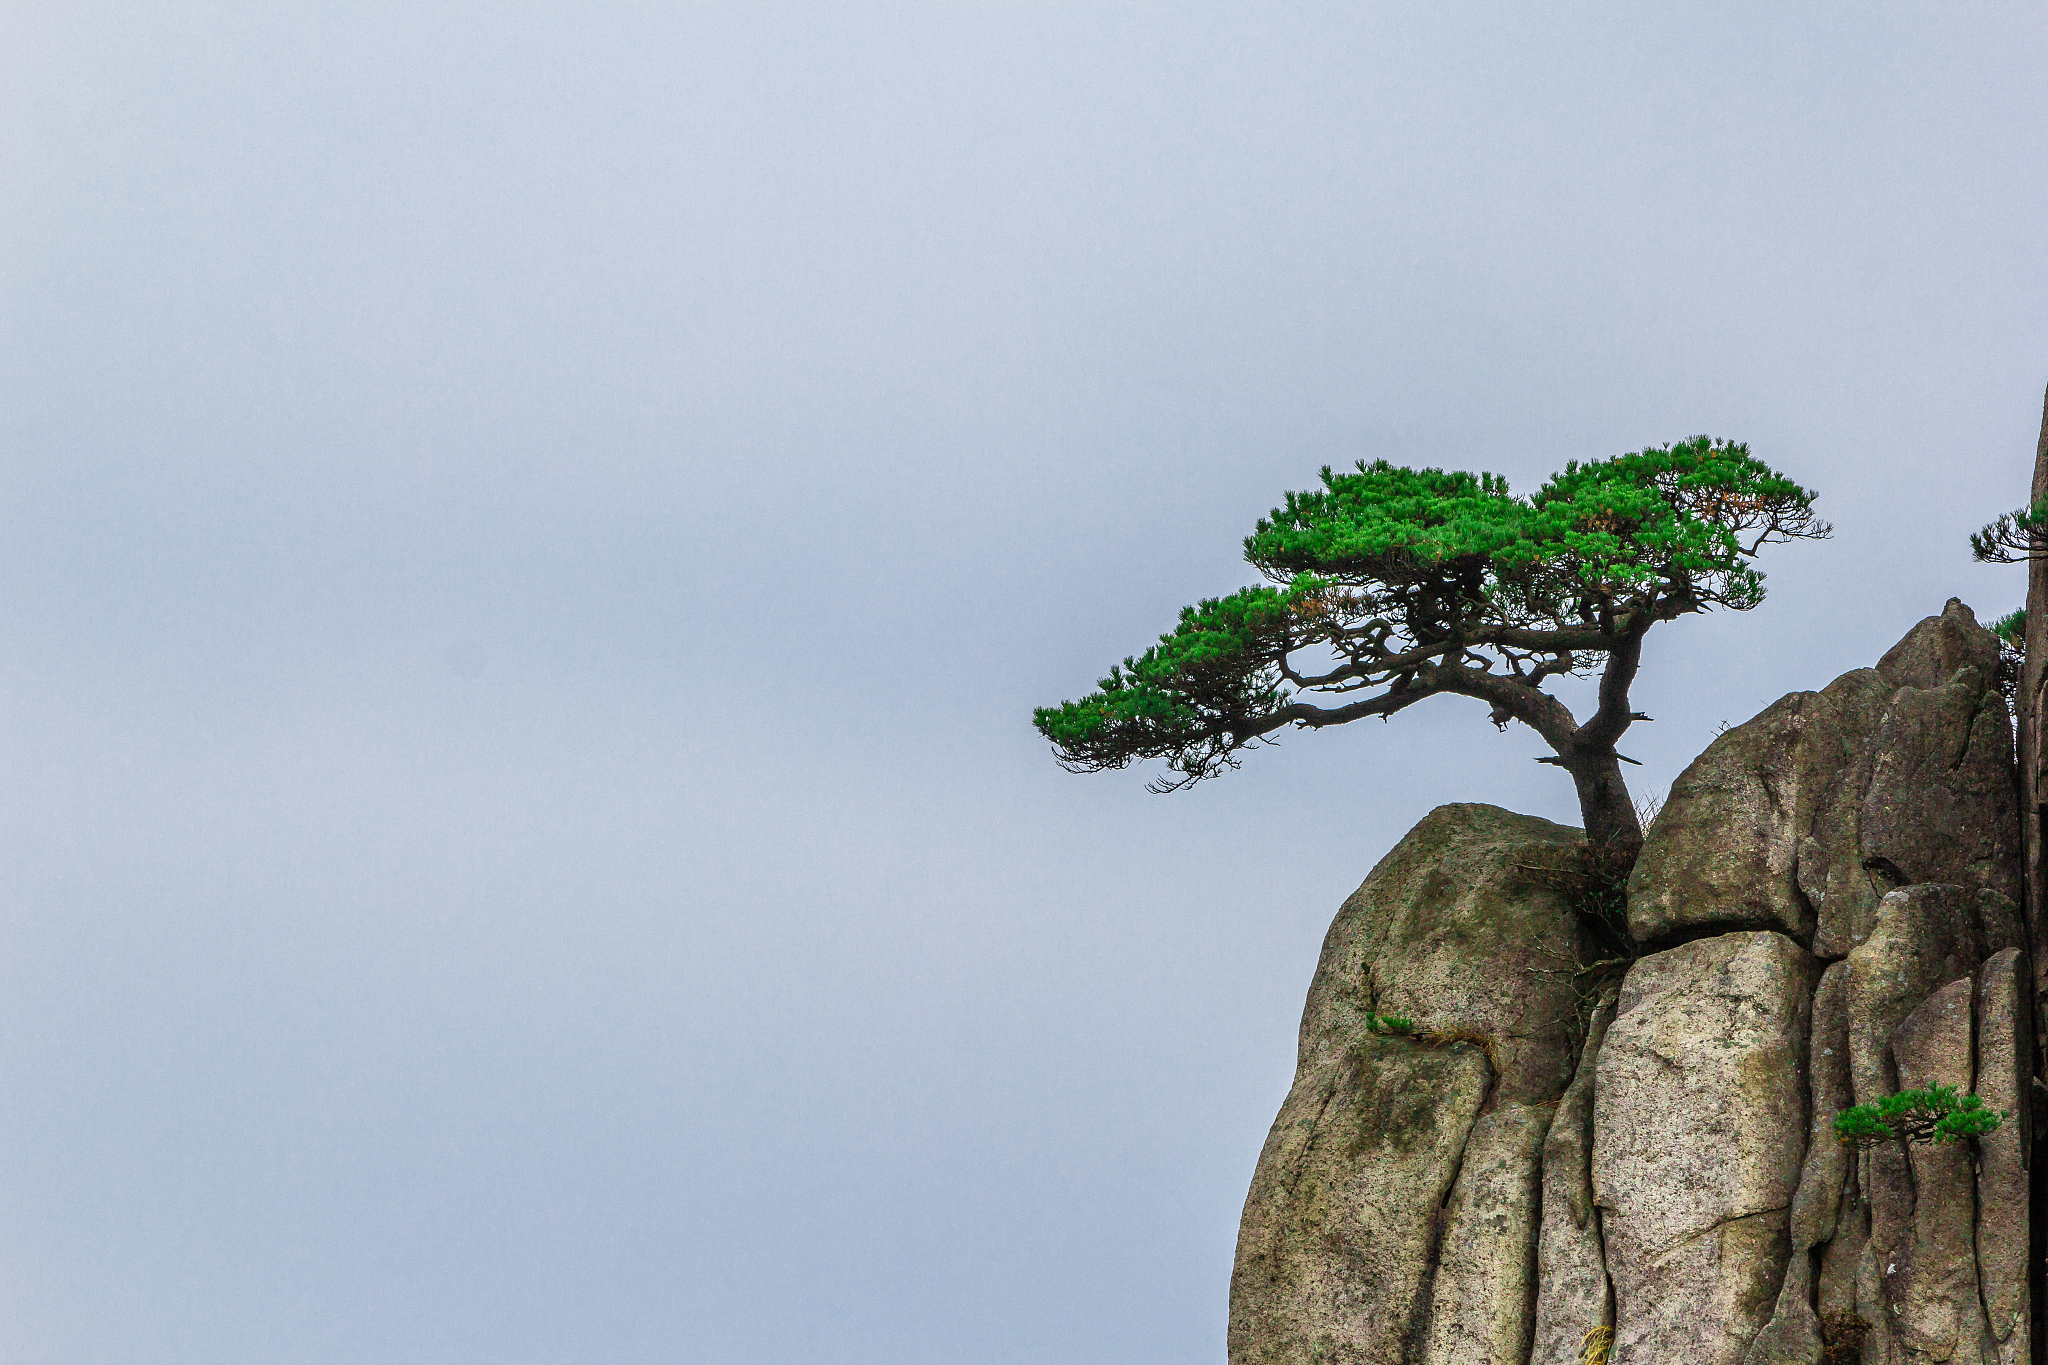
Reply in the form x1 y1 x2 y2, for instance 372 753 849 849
1858 663 2021 914
1792 668 1894 958
1975 949 2032 1363
1975 889 2028 959
1296 802 1591 1104
1788 961 1851 1252
1816 1197 1864 1332
1838 883 1984 1365
1804 996 1864 1344
1740 1251 1822 1365
1628 692 1811 946
1230 1034 1491 1365
1826 602 2020 956
1420 1103 1548 1365
1628 601 2019 957
1876 597 2003 693
1592 931 1817 1365
1529 989 1618 1365
1871 978 1989 1363
1843 885 1983 1109
1230 803 1598 1365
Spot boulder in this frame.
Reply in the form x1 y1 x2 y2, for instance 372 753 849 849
1627 693 1811 946
1230 804 1597 1365
1877 597 2003 692
1592 931 1818 1365
1420 1103 1549 1365
1628 601 2019 957
1790 668 1893 955
1296 803 1591 1103
1857 671 2021 924
1823 602 2020 956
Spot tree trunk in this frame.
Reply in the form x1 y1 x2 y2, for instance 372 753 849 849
1563 746 1641 852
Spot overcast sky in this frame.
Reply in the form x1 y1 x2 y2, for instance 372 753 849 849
3 5 2045 1363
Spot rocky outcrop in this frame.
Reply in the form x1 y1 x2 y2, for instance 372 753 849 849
1627 600 2020 955
1592 931 1817 1365
2021 387 2048 1063
1230 605 2032 1365
1852 613 2024 953
1714 881 2038 1365
1229 804 1593 1365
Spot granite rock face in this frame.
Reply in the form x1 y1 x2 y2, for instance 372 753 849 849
1293 803 1593 1103
1592 931 1818 1365
1419 1104 1548 1365
1229 804 1592 1365
1874 977 1987 1363
1528 989 1618 1365
1625 693 1815 946
1975 949 2034 1365
1230 1033 1492 1365
1627 600 2020 954
1229 604 2031 1365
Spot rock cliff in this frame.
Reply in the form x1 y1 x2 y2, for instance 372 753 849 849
1230 601 2036 1365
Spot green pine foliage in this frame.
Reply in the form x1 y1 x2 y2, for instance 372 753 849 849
1244 440 1810 609
1971 497 2048 564
1833 1083 2005 1147
1035 437 1828 797
1975 504 2039 708
1991 608 2024 705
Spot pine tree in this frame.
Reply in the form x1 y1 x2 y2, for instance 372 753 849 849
1035 437 1829 849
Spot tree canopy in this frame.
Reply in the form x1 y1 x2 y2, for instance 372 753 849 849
1034 437 1828 848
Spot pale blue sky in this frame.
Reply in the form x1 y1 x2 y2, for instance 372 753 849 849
4 5 2046 1361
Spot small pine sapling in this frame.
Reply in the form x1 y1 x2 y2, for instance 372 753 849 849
1833 1082 2005 1147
